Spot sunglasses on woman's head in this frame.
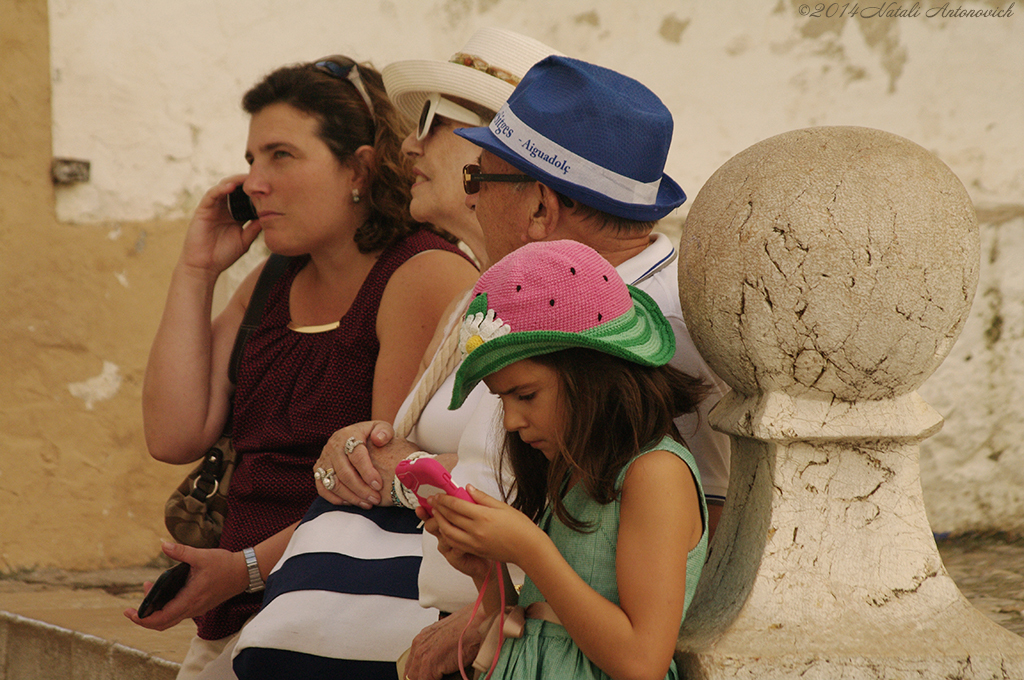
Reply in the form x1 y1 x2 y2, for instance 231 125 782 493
417 93 485 140
314 56 376 119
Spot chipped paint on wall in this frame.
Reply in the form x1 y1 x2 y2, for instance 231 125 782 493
68 361 122 410
48 1 1022 221
660 14 691 43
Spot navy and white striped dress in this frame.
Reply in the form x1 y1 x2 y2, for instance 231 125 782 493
231 498 437 678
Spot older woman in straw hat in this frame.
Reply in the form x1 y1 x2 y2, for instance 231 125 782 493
225 28 560 680
386 27 564 269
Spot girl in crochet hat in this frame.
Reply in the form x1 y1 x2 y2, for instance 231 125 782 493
423 239 711 680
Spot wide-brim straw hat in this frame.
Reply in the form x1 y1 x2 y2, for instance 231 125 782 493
456 55 688 222
448 240 675 410
382 27 561 121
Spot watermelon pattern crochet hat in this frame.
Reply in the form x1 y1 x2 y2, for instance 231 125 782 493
448 240 676 409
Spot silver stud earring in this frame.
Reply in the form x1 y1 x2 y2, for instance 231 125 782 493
352 189 361 203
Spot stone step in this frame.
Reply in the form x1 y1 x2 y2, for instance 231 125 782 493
0 568 194 680
1 612 180 680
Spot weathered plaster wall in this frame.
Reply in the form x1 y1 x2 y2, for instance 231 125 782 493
919 206 1024 533
1 0 188 573
49 1 1023 220
1 0 1020 570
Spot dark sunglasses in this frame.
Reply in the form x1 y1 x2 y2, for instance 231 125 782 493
313 56 376 119
417 93 484 140
462 163 535 194
462 163 575 208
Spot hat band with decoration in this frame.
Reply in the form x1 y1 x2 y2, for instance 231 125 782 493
447 52 522 87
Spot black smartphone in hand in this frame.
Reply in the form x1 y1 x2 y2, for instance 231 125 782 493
138 562 191 619
227 184 258 223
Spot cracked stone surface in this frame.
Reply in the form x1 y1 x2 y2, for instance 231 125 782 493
679 126 979 403
675 126 1023 678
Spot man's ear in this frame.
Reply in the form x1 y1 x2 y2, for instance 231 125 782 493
526 183 564 242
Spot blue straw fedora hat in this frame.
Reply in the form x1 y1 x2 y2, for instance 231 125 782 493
455 55 686 222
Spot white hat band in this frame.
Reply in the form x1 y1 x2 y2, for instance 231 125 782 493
489 105 662 206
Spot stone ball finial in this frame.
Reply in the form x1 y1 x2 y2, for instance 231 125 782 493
679 126 979 401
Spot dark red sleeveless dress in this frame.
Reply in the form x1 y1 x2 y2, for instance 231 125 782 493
196 229 469 640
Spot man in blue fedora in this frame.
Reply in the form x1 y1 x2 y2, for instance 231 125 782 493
325 55 731 679
460 54 688 225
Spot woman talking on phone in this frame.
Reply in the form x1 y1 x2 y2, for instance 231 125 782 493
125 56 478 679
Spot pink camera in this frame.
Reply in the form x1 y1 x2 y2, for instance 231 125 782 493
395 457 474 516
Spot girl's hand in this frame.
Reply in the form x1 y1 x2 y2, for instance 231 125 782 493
419 505 491 580
428 485 547 568
180 175 263 276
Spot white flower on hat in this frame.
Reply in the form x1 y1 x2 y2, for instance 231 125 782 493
460 308 510 357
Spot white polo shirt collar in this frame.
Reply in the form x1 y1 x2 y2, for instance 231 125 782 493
615 232 677 286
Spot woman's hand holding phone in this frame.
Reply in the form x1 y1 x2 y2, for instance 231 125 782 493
179 176 262 276
137 561 191 618
124 542 249 631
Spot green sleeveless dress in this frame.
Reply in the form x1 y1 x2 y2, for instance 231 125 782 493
489 436 708 680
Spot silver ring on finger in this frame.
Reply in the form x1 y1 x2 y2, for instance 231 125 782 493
322 468 337 491
314 467 326 482
344 436 362 456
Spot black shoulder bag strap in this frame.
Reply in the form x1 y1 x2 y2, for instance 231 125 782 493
227 253 293 386
191 254 292 500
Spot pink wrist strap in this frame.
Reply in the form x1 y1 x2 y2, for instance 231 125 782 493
459 560 506 680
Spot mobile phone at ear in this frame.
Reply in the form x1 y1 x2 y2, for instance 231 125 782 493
227 184 258 223
138 562 191 618
395 457 474 517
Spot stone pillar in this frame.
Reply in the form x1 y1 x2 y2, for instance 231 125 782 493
675 126 1024 678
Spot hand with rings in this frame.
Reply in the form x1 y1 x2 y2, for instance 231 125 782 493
318 420 414 508
314 466 337 491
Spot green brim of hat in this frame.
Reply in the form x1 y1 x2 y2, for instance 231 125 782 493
448 286 675 409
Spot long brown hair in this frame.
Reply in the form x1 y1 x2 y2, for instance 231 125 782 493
241 57 417 253
498 349 711 531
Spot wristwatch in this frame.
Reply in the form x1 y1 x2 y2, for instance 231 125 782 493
243 547 265 593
